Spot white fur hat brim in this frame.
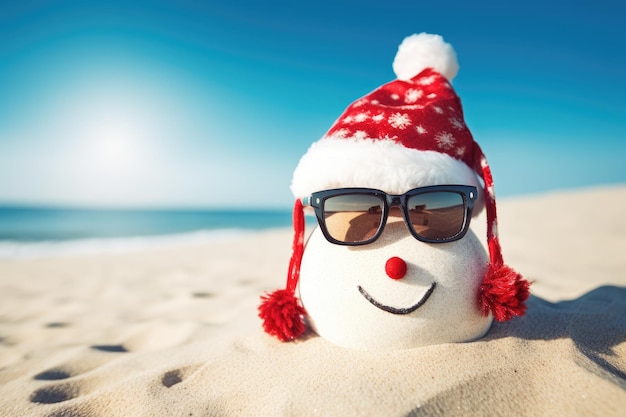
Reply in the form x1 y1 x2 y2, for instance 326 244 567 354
291 137 484 214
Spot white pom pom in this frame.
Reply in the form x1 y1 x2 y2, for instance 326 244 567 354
392 33 459 81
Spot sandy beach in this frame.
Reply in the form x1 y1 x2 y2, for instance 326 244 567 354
0 185 625 417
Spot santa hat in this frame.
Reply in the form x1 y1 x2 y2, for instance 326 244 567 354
259 33 530 342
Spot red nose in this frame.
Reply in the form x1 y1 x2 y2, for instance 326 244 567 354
385 256 407 280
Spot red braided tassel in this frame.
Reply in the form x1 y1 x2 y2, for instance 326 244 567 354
258 289 306 341
258 199 307 342
479 263 530 321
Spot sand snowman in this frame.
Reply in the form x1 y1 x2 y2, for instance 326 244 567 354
259 33 530 351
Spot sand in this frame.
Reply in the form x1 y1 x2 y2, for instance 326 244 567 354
0 185 625 416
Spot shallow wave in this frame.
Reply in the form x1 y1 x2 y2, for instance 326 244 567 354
0 229 251 259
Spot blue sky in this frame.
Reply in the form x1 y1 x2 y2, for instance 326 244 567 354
0 0 624 209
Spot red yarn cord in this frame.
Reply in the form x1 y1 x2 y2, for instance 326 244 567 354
286 199 305 293
475 144 504 267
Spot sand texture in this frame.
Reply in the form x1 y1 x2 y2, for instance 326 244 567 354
0 185 625 416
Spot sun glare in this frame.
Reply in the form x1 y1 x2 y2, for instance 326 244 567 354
62 82 164 175
95 134 135 165
25 63 197 205
75 115 144 175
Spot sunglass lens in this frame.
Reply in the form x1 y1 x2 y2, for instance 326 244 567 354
407 192 466 241
323 194 384 243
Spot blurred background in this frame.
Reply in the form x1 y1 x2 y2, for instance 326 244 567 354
0 0 624 246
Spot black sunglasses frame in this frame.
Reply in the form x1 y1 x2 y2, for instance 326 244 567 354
302 185 478 246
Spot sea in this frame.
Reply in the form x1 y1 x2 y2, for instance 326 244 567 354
0 206 298 259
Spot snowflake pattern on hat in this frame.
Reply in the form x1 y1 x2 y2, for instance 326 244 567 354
324 68 475 170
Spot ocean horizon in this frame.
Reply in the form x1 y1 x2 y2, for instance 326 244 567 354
0 205 297 258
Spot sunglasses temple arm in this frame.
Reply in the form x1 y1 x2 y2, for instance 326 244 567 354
301 196 311 207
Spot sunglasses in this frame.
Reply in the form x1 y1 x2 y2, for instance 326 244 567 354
302 185 477 246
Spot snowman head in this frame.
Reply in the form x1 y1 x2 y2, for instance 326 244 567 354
258 33 530 349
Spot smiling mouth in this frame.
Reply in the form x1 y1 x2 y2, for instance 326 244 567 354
357 282 437 315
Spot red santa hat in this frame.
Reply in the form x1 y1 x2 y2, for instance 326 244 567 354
259 33 530 342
